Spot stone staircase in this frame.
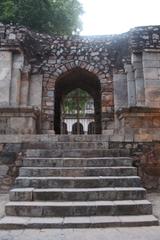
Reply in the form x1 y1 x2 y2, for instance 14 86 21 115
0 137 158 229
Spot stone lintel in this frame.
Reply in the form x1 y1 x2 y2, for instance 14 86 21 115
0 47 22 54
117 107 160 116
0 106 40 114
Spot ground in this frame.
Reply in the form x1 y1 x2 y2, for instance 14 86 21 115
0 193 159 239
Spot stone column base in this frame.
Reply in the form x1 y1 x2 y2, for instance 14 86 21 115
117 107 160 141
0 106 40 134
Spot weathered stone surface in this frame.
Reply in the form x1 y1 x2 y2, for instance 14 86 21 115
113 73 128 111
125 64 136 107
0 141 157 228
20 71 30 106
0 51 12 105
0 24 160 134
0 107 40 134
29 74 43 108
10 53 24 106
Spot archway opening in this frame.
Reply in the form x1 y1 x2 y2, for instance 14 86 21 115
62 88 95 134
54 68 101 134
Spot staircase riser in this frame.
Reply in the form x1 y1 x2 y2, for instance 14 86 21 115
23 159 133 167
15 178 142 188
22 136 110 145
10 190 146 201
23 142 109 150
5 204 152 217
25 150 130 158
0 220 158 229
19 168 137 177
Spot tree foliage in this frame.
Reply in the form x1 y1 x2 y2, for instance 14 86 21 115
63 89 93 115
0 0 83 35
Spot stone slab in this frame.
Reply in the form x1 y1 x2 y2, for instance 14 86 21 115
29 74 43 108
0 215 158 229
10 53 24 106
0 51 12 105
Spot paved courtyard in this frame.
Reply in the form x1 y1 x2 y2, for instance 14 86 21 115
0 193 159 239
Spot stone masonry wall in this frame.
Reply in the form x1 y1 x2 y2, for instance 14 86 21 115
1 24 160 133
0 144 23 193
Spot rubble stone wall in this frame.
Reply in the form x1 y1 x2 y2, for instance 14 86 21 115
0 24 160 136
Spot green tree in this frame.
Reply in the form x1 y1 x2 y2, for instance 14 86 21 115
0 0 83 35
63 89 94 115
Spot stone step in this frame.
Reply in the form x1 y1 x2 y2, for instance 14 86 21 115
19 166 137 177
10 187 146 201
23 157 133 167
25 149 130 158
5 200 152 217
22 135 110 144
0 215 158 229
22 142 109 150
15 176 142 188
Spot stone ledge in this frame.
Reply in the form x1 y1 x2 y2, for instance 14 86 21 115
0 107 40 134
0 134 158 143
117 107 160 117
0 106 40 114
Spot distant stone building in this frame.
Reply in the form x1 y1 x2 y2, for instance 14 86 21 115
0 23 160 191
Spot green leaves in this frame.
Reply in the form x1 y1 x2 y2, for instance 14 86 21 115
0 0 83 35
63 89 93 115
0 0 16 23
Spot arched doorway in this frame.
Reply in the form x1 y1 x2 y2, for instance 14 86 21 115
54 68 101 134
62 88 95 134
61 122 68 134
88 121 96 134
72 122 84 135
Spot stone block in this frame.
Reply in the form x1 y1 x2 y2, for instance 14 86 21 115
143 60 160 68
113 73 128 110
143 68 159 80
127 79 136 107
0 107 40 134
131 53 142 64
143 51 160 61
117 107 160 141
145 85 160 103
20 72 30 106
10 188 33 201
0 165 8 176
29 74 43 108
0 51 12 105
135 79 145 106
10 53 24 106
135 69 144 79
153 117 160 127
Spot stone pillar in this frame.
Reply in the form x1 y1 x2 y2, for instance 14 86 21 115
0 51 12 105
143 50 160 107
113 73 128 132
132 53 145 106
125 64 136 107
113 73 128 111
20 67 30 106
29 74 43 108
10 53 24 106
